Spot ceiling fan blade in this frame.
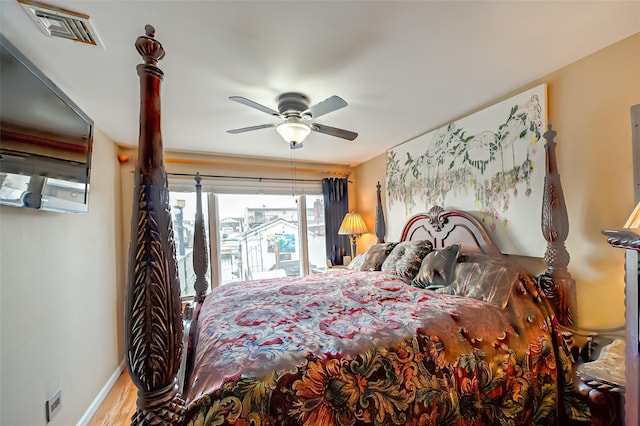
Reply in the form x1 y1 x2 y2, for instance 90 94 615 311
311 123 358 141
302 95 347 119
229 96 280 116
227 123 276 134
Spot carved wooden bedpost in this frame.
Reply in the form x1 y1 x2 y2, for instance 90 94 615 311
375 181 386 243
125 25 185 425
193 173 209 303
540 124 576 326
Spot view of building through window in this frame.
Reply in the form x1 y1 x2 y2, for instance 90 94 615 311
217 194 326 284
169 191 326 295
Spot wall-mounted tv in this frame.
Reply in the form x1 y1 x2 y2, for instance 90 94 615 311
0 35 93 213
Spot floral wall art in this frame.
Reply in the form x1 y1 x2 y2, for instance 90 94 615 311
386 84 547 256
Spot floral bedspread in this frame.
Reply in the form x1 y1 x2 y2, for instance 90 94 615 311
184 270 587 425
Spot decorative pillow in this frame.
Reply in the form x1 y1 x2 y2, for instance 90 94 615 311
360 242 398 271
381 240 433 281
411 243 461 289
434 253 521 309
347 253 366 270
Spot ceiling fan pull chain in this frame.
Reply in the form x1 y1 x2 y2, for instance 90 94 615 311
291 148 297 200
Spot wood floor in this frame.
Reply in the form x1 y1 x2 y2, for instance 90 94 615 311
87 372 136 425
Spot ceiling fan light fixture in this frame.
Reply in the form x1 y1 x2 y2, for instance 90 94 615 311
276 121 311 144
228 93 357 144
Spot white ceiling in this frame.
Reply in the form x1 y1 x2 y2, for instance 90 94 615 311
1 1 638 166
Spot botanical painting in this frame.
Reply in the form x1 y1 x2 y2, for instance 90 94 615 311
386 85 547 256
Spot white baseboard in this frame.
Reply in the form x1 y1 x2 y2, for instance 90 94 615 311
76 360 126 426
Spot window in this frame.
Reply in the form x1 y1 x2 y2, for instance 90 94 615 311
306 194 327 271
216 193 325 284
170 189 326 292
169 191 210 298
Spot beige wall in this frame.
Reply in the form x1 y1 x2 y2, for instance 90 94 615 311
0 129 123 426
352 154 386 252
355 33 640 329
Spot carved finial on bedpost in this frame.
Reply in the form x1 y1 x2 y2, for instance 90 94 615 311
375 181 386 243
135 24 165 66
540 124 576 326
125 26 185 425
193 172 210 303
133 25 166 171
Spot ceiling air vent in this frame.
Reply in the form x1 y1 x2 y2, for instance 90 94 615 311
18 0 105 48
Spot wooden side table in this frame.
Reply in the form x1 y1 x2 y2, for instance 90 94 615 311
575 376 624 426
561 327 626 425
576 338 626 426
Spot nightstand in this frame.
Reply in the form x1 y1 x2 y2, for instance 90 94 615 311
575 338 626 426
561 327 626 425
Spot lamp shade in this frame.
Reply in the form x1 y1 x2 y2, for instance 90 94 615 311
276 121 311 144
338 212 368 236
624 202 640 229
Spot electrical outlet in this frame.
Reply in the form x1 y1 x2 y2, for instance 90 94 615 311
45 389 62 423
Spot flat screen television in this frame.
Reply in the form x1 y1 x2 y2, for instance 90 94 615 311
0 34 93 213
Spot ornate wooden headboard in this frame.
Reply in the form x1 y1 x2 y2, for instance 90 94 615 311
400 206 502 257
398 200 573 328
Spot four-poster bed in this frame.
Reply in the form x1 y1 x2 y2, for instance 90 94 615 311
125 26 590 425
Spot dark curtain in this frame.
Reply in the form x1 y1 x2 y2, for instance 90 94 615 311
322 178 349 266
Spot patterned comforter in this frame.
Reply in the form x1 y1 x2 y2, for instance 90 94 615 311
184 270 587 425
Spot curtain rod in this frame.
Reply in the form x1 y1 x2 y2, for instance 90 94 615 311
167 172 352 184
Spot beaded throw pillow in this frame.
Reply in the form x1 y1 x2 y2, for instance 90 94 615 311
381 240 434 282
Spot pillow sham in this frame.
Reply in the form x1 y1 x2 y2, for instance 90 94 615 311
360 242 398 271
411 243 460 289
347 253 366 270
381 240 433 281
434 253 521 309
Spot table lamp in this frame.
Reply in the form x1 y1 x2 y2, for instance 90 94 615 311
624 202 640 229
338 211 368 259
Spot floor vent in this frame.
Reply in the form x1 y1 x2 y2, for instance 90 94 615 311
18 0 105 48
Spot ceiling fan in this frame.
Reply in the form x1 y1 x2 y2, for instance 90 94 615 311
226 92 358 149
